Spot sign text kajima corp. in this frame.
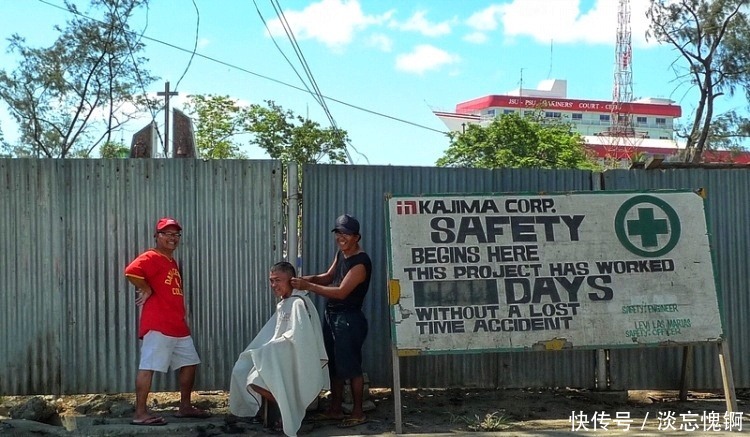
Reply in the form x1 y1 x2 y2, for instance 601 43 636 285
386 192 723 353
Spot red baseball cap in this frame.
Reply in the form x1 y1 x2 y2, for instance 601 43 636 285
155 217 182 231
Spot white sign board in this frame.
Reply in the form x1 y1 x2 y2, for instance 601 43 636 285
386 191 723 353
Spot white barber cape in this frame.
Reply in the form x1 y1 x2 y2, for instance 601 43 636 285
229 290 329 436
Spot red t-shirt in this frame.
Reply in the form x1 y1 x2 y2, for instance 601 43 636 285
124 249 190 339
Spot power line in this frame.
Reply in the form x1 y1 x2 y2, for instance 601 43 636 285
59 0 165 151
267 0 359 163
174 0 200 92
252 0 320 106
269 0 334 124
34 0 448 137
34 0 166 153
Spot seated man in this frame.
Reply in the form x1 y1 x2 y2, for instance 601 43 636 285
229 261 329 436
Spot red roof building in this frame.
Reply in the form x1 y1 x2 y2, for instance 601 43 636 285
434 79 750 165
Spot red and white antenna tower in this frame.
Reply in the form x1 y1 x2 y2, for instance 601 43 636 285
610 0 635 143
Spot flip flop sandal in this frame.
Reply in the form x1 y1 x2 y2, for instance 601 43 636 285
338 416 367 428
131 416 167 426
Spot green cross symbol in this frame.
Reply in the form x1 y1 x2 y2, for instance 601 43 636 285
626 208 669 247
614 195 681 257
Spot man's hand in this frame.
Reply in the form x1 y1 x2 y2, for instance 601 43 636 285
290 277 311 291
135 289 153 306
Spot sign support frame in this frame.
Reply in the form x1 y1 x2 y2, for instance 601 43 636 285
385 190 735 433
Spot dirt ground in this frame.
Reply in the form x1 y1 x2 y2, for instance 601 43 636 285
1 387 747 435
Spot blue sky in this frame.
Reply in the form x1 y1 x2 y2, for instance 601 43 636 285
0 0 746 165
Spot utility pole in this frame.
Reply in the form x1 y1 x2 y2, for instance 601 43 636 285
157 81 178 157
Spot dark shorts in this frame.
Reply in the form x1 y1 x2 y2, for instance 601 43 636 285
323 309 368 380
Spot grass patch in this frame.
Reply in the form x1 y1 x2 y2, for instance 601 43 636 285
449 411 513 431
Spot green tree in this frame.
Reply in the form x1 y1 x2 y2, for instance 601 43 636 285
184 96 350 264
184 96 349 163
99 140 130 158
244 100 348 164
241 100 349 265
184 95 247 159
647 0 750 163
0 0 157 158
0 125 9 158
436 112 599 169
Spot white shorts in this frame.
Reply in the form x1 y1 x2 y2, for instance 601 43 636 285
139 331 201 373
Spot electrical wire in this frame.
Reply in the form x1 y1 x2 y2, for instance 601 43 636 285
252 0 319 106
269 0 330 117
33 0 449 139
174 0 199 92
260 0 365 163
267 0 351 162
119 1 164 151
75 0 165 151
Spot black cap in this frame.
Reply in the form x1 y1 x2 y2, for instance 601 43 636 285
331 214 360 235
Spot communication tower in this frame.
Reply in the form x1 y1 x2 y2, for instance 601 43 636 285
603 0 641 163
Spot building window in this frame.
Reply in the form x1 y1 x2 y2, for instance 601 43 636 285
503 109 514 114
523 111 534 117
486 109 496 116
636 116 647 124
545 111 561 118
572 113 582 120
656 117 666 126
600 114 610 122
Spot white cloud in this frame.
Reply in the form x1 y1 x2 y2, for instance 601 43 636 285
500 0 612 44
395 44 460 75
466 5 504 31
366 33 393 52
197 38 210 49
630 0 656 47
463 31 488 44
464 0 653 47
390 10 452 37
266 0 393 50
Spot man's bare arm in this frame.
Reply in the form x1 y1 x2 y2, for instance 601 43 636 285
126 275 153 306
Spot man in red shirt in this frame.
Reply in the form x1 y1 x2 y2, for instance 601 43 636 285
124 217 210 426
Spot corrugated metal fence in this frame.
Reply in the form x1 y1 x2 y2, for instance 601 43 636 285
603 169 750 390
301 165 598 389
301 165 750 391
0 159 283 395
2 160 749 395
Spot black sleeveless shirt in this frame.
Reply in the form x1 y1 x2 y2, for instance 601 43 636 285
325 250 372 312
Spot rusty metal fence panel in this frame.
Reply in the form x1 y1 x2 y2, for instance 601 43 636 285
603 168 750 389
0 159 283 395
0 159 64 395
4 161 747 395
301 164 597 388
